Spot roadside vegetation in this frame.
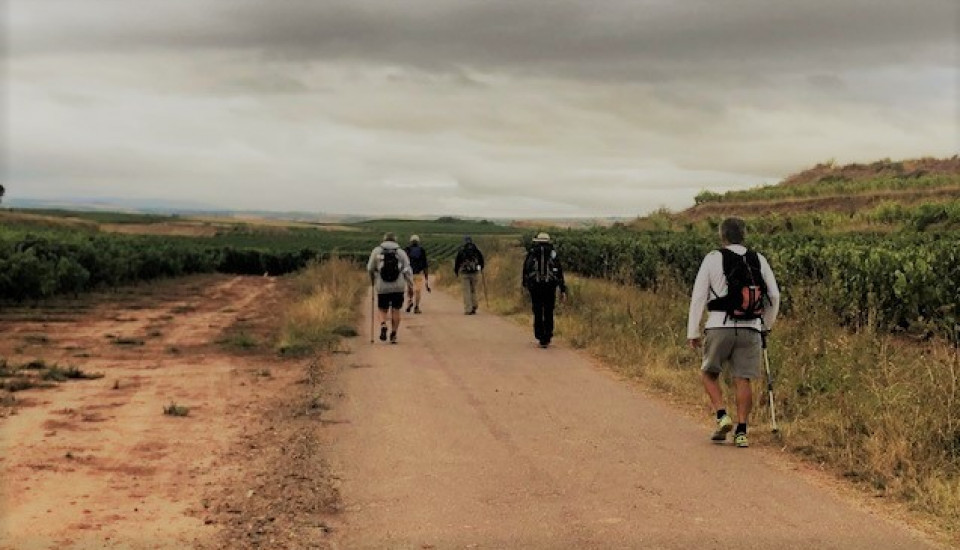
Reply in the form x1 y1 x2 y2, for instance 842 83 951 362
474 239 960 534
277 257 368 356
0 213 510 301
480 157 960 536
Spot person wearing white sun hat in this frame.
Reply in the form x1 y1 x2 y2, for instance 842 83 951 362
522 232 567 348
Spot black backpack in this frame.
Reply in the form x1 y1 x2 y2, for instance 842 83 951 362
707 248 766 321
379 249 401 282
524 245 559 285
460 245 480 273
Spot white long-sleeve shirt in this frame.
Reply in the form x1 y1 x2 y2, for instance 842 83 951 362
687 244 781 339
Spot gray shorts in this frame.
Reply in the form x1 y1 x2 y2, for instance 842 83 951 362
701 328 761 379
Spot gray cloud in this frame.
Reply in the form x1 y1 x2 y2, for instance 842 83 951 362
14 1 957 78
6 0 959 217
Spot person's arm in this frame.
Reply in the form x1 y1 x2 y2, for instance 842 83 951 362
454 249 462 276
366 247 380 283
556 257 567 295
477 249 485 270
400 250 414 288
760 255 781 330
687 255 713 345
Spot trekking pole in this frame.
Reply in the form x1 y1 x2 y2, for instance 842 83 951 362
369 283 375 344
481 270 489 308
761 328 780 433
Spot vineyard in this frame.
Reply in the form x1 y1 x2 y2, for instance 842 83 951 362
0 213 509 301
541 228 960 340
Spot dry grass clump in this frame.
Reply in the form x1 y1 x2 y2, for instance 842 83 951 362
277 258 367 356
475 246 960 534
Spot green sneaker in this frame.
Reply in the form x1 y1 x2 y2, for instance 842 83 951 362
734 432 749 448
711 414 733 442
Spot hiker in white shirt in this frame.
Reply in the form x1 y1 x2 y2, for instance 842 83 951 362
687 217 780 448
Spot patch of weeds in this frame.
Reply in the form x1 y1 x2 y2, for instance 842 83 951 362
171 305 197 314
332 325 359 338
73 353 93 358
41 365 105 382
218 331 258 350
277 343 312 358
0 377 53 392
147 330 163 338
166 346 182 355
21 359 48 370
0 392 15 406
13 346 25 355
255 368 272 378
163 402 190 417
113 379 121 390
22 334 51 345
113 337 145 346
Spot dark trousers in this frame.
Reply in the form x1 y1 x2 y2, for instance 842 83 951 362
529 284 557 343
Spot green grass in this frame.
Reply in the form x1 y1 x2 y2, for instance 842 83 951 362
163 402 190 417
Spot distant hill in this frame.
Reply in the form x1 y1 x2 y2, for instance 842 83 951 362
682 156 960 220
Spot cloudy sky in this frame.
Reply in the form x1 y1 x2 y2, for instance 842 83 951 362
5 1 958 217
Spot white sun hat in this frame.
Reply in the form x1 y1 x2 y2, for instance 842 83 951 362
532 232 551 243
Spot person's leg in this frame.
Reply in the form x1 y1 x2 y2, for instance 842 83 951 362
530 289 544 341
542 287 557 343
376 293 390 340
462 275 473 313
734 377 753 428
702 329 736 440
413 274 423 309
389 293 403 342
469 274 479 312
702 371 724 410
730 330 761 440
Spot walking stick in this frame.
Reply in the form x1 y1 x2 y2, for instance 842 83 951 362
369 283 375 344
480 270 489 309
761 329 780 433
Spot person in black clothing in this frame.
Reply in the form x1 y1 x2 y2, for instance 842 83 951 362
403 234 430 313
522 232 567 348
454 236 485 314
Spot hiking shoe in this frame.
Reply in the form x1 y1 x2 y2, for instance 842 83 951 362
414 306 421 314
734 432 749 448
405 303 413 313
379 325 388 342
539 340 549 348
389 331 397 344
471 306 477 314
711 414 734 442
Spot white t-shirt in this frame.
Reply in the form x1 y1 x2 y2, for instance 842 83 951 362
686 244 781 339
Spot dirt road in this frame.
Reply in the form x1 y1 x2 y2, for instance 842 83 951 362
326 289 938 549
0 275 304 549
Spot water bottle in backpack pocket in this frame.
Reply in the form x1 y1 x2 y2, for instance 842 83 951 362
707 249 766 321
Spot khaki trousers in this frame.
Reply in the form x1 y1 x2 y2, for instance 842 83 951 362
461 272 480 313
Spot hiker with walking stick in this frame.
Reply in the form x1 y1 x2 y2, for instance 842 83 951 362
454 236 485 315
367 232 414 344
687 217 780 448
522 233 567 348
